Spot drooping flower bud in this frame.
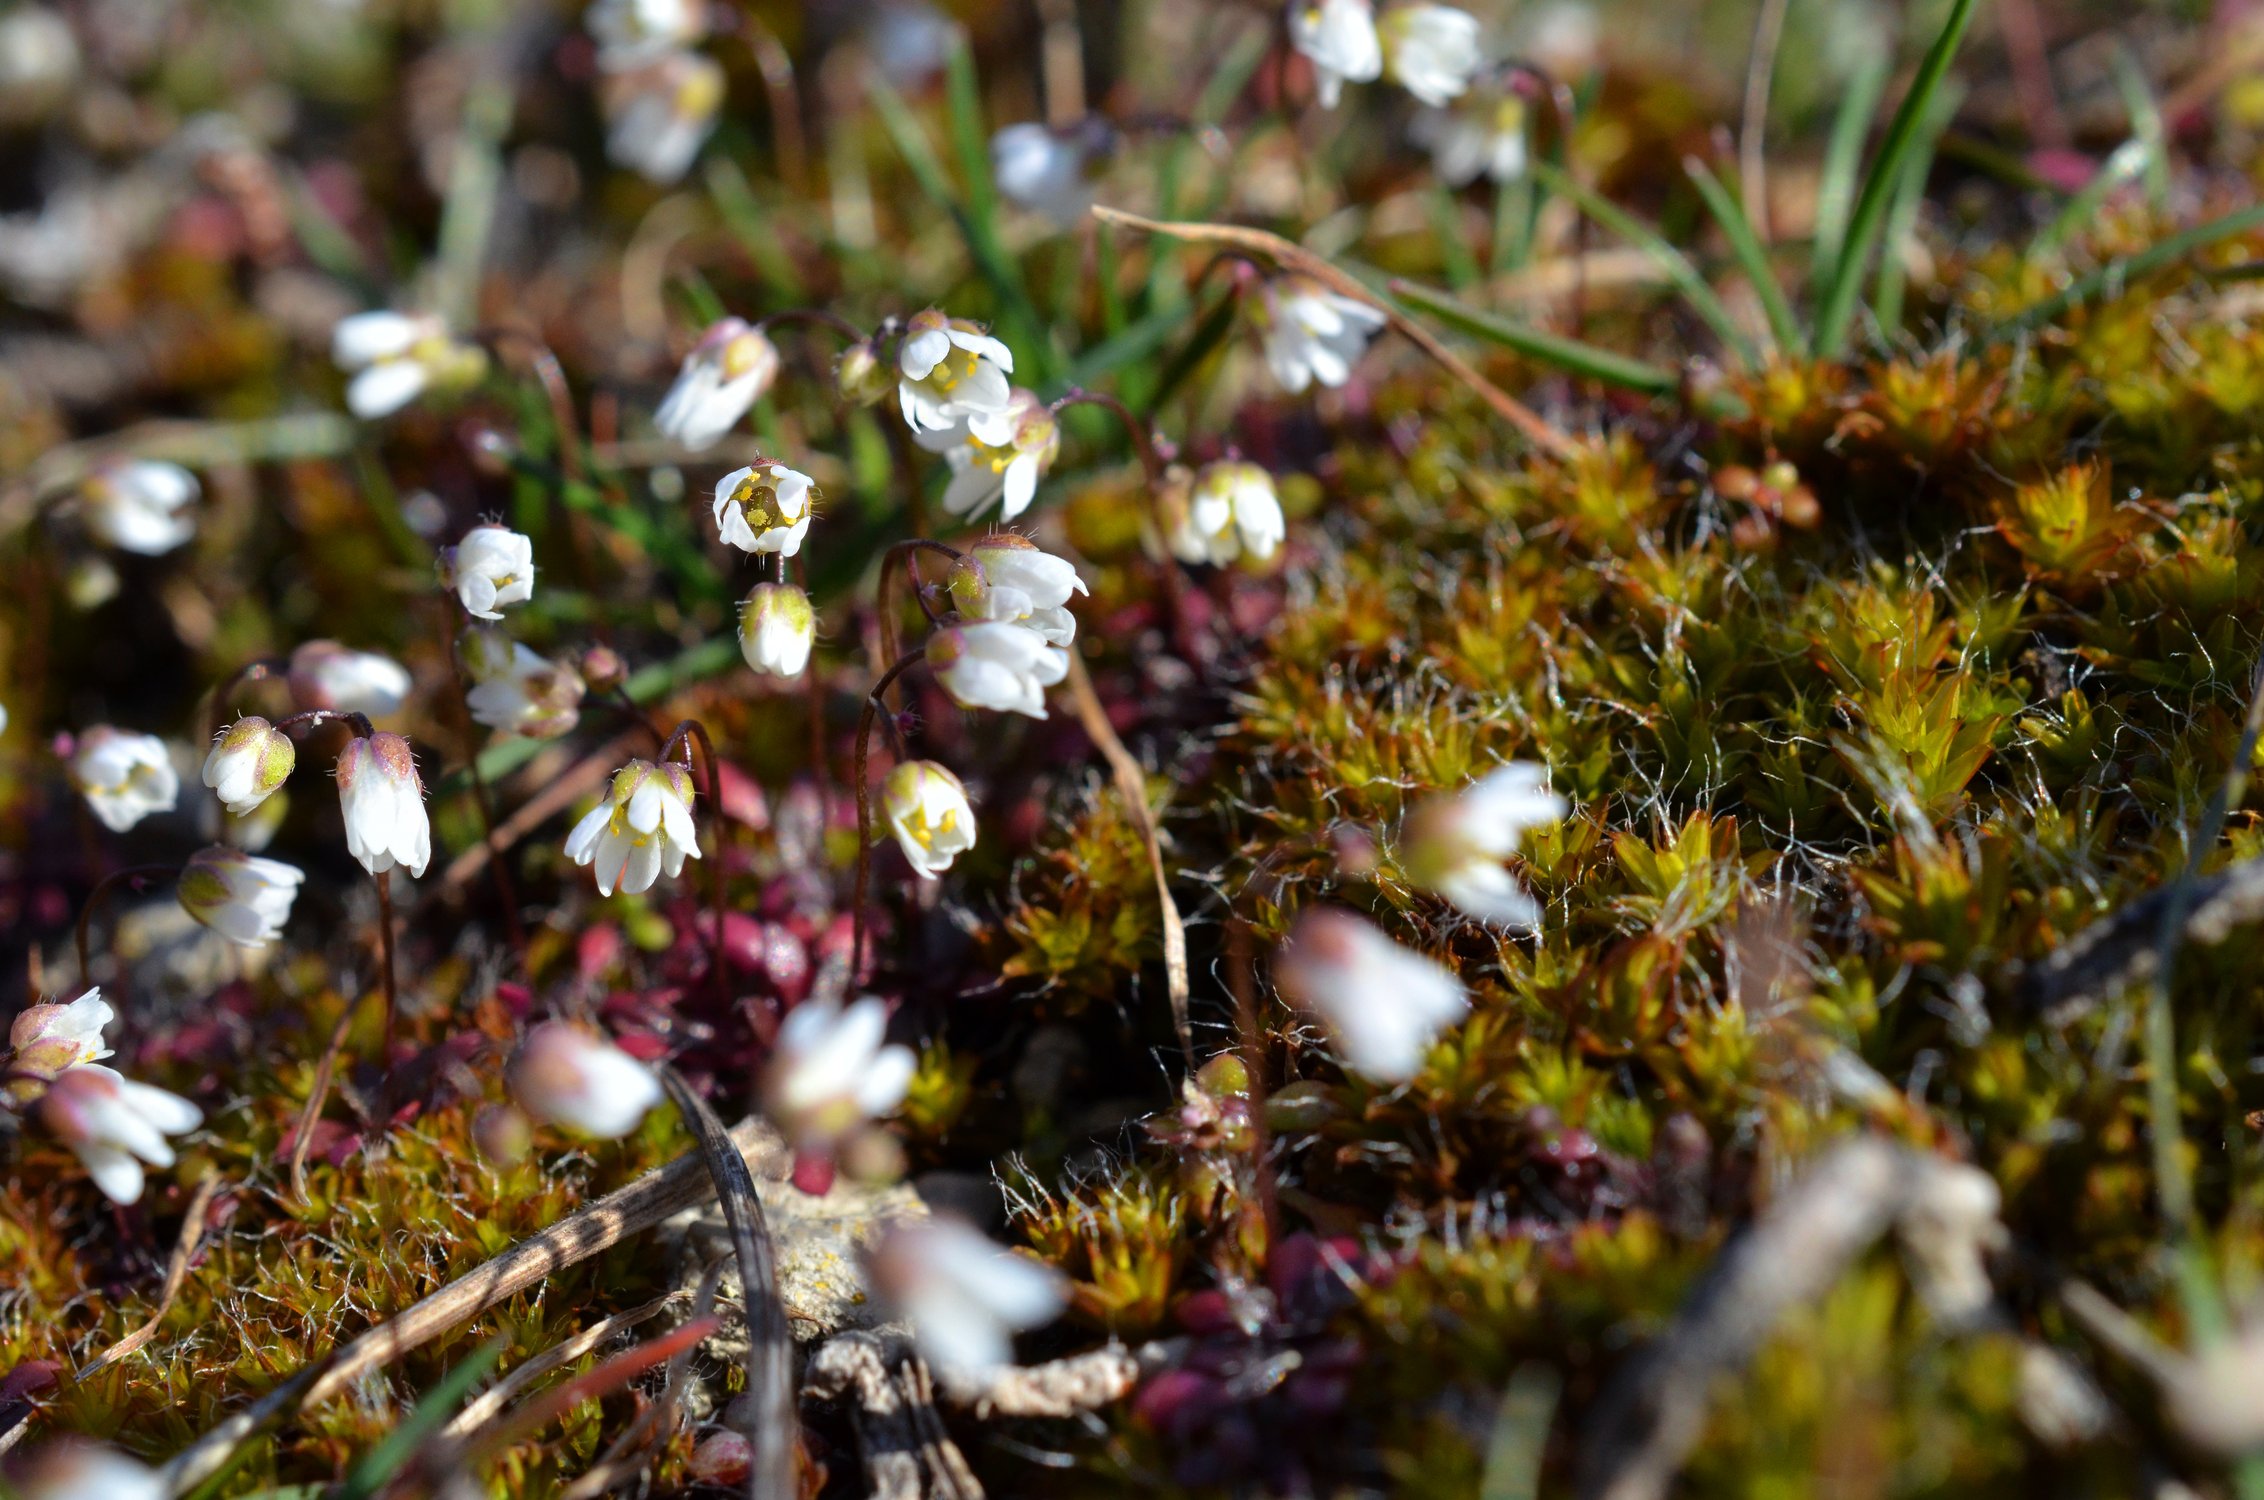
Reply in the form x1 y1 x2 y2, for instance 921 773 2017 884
835 337 896 408
79 460 198 556
881 761 976 879
177 846 305 948
462 635 585 739
289 640 413 718
334 732 431 879
7 989 115 1096
439 523 536 620
1167 461 1285 568
1289 0 1382 108
39 1064 202 1204
1254 274 1386 393
948 534 1085 646
761 995 916 1154
508 1022 663 1139
68 726 178 833
9 1441 168 1500
655 317 780 451
1273 908 1467 1083
738 582 816 677
1401 763 1567 928
867 1216 1068 1379
201 716 295 817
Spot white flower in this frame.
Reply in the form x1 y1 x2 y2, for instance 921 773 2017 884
289 640 414 718
462 636 584 738
712 461 817 557
950 534 1085 646
80 461 198 556
585 0 707 69
1165 461 1285 567
882 760 976 879
334 732 431 879
655 317 781 451
39 1063 202 1204
10 1442 167 1500
201 715 296 816
990 123 1090 225
896 308 1016 433
739 582 815 678
331 310 480 419
442 523 536 620
1380 4 1482 107
564 758 701 896
1403 763 1567 927
1256 275 1387 393
68 727 178 833
762 995 917 1152
602 51 724 183
9 989 115 1080
1413 90 1529 186
508 1021 664 1138
176 845 304 948
914 389 1058 520
869 1217 1068 1379
926 620 1068 719
1273 907 1468 1082
1290 0 1382 108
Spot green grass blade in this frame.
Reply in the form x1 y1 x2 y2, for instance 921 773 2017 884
1870 83 1962 339
1988 204 2264 340
2111 44 2170 213
1811 55 1890 287
1811 0 1979 358
1393 279 1680 395
336 1338 505 1500
944 28 998 231
704 157 809 299
1529 161 1760 369
1683 157 1803 354
1427 183 1482 291
2031 138 2154 257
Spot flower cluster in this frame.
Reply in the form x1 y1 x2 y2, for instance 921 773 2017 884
1290 0 1483 112
4 990 200 1205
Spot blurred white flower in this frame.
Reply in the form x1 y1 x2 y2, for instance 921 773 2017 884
926 620 1068 719
1256 275 1387 393
882 760 976 879
739 582 815 678
201 715 296 817
655 318 780 451
869 1217 1068 1378
332 310 481 419
1403 763 1566 927
565 758 701 896
0 8 80 128
762 995 917 1152
951 534 1085 645
1274 907 1467 1082
585 0 707 70
289 640 414 718
442 523 536 620
1165 461 1285 567
80 460 198 556
915 389 1058 521
1290 0 1382 107
990 123 1090 225
1380 4 1482 107
713 461 817 557
602 51 724 184
9 1441 167 1500
462 637 584 739
69 727 178 833
335 732 430 879
896 309 1016 433
508 1021 664 1138
177 846 304 947
1413 90 1529 186
9 989 115 1080
39 1063 201 1204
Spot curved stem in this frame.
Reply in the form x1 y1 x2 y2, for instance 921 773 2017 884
289 996 364 1204
793 551 828 786
207 657 288 740
1050 388 1165 487
754 307 868 345
662 719 730 1005
76 865 180 994
477 328 585 486
273 708 376 741
712 10 807 195
851 651 927 984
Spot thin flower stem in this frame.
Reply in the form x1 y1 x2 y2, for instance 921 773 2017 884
75 865 179 994
1050 388 1164 487
375 869 399 1045
793 551 828 785
272 709 376 741
718 10 808 195
662 719 731 1005
289 996 363 1204
878 540 962 715
852 651 927 983
753 307 868 346
477 328 586 486
207 657 288 739
449 604 526 963
1227 912 1281 1258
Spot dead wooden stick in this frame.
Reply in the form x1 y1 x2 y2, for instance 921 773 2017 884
1063 652 1194 1070
1090 204 1576 459
76 1171 222 1382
